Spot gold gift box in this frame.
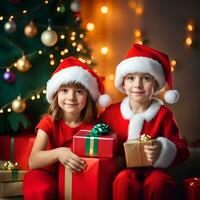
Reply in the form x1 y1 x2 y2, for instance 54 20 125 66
0 181 23 198
0 170 27 182
124 138 155 167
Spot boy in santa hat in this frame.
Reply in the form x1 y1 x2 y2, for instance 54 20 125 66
99 43 189 200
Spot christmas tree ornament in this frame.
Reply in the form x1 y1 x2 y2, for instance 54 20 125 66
41 26 58 47
11 96 26 113
70 0 80 12
4 19 17 33
24 22 38 37
16 55 32 72
3 69 16 83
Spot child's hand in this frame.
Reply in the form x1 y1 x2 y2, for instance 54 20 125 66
57 147 86 173
144 140 162 163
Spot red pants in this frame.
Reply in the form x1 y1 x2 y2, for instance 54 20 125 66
113 168 176 200
23 169 57 200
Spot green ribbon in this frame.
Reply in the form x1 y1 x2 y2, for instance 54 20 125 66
85 123 110 156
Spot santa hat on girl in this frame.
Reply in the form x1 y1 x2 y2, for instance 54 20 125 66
46 57 111 107
115 43 179 104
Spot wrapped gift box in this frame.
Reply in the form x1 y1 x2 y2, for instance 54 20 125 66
58 157 124 200
73 130 117 158
0 169 27 182
0 181 23 198
124 137 155 167
0 134 35 170
183 177 200 200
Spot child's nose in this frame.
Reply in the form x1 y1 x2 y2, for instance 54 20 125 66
67 90 76 100
134 78 142 87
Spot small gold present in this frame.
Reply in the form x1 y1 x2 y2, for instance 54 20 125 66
124 134 155 167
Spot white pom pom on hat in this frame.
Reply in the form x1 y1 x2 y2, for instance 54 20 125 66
115 43 179 104
46 57 111 107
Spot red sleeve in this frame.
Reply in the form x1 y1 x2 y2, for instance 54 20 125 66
161 108 190 167
35 115 54 138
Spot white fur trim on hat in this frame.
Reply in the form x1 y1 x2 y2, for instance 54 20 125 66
115 57 165 94
46 66 100 103
153 137 177 168
164 90 179 104
98 94 112 108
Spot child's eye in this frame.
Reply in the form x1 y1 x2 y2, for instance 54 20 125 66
60 88 68 93
76 89 84 94
143 76 151 81
127 76 135 81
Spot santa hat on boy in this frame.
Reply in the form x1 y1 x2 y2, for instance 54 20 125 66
115 43 179 104
46 57 111 107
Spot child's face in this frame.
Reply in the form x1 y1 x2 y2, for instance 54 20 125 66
57 85 88 116
123 73 156 104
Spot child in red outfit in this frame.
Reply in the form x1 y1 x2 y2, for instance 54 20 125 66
23 57 111 200
99 44 189 200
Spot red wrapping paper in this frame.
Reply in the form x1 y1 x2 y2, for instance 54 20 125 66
58 157 124 200
183 177 200 200
73 130 117 158
0 134 35 170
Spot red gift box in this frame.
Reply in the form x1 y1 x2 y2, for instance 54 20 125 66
0 134 35 170
73 130 117 158
58 157 124 200
183 177 200 200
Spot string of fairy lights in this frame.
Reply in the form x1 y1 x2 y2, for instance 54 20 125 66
0 0 93 115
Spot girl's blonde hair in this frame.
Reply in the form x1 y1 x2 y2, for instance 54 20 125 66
47 82 97 123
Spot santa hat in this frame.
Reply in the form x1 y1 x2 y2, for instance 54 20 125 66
115 43 179 104
46 57 111 107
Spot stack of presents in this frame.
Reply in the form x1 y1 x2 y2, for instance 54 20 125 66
0 123 200 199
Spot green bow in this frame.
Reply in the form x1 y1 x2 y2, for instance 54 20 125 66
90 123 110 136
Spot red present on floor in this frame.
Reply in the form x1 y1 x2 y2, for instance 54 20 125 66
0 134 35 170
73 129 117 158
58 157 124 200
183 177 200 200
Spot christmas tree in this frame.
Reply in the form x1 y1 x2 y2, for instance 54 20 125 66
0 0 94 134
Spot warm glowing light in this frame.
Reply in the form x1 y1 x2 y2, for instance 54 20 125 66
0 16 3 20
36 94 40 99
31 96 36 100
60 51 65 55
86 60 92 64
7 108 11 112
23 10 27 14
134 29 142 38
49 54 54 58
171 60 176 72
187 24 193 32
86 23 95 31
101 47 109 55
50 60 55 65
108 74 115 81
135 6 143 15
101 6 108 14
71 32 76 36
60 34 65 39
78 57 86 63
44 0 49 4
43 90 46 94
64 49 68 53
57 6 61 12
185 36 192 46
72 42 77 46
38 50 42 54
0 109 3 113
79 33 84 38
71 36 75 40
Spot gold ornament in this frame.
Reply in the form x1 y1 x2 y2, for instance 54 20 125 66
16 55 32 72
11 96 26 113
41 26 58 47
24 21 38 37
